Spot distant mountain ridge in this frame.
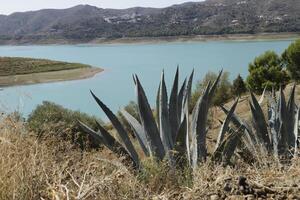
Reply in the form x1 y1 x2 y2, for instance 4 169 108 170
0 0 299 44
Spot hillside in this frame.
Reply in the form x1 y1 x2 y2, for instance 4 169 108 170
0 0 299 44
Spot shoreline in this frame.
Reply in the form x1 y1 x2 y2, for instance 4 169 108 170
0 67 103 87
90 32 300 45
1 32 299 46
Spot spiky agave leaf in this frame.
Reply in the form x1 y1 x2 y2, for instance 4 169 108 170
156 82 161 130
219 104 258 158
90 91 140 168
208 70 223 102
79 120 138 168
286 84 297 149
259 86 267 105
192 70 223 163
158 71 173 151
184 69 194 104
177 78 187 122
78 120 104 145
215 98 239 151
213 126 244 163
120 109 150 156
135 75 165 160
249 92 272 152
221 126 245 163
191 81 212 163
294 108 299 155
277 87 290 155
169 67 179 142
267 94 279 158
174 116 188 165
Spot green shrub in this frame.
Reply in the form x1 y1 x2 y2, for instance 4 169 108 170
27 101 102 150
282 39 300 81
246 51 290 93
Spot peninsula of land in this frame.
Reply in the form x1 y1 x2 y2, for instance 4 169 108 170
0 57 103 87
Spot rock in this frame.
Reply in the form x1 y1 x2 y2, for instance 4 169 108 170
224 182 232 192
288 194 299 199
210 194 220 200
245 194 255 200
226 195 244 200
255 189 267 197
238 176 247 186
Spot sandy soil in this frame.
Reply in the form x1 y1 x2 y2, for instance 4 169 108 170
0 67 103 87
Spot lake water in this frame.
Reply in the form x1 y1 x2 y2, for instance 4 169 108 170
0 40 295 120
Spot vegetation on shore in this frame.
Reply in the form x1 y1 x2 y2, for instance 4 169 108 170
0 57 91 76
0 57 103 86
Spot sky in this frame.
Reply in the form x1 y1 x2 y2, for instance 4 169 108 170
0 0 202 15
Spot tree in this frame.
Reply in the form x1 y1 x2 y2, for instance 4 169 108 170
232 74 247 97
282 39 300 80
191 71 232 108
246 51 290 94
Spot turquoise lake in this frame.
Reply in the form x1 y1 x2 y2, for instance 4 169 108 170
0 40 295 120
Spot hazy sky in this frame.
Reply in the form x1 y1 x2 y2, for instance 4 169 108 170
0 0 202 15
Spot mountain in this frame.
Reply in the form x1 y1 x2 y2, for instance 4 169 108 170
0 0 299 44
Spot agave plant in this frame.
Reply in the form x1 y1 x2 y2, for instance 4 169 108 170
79 68 242 170
219 85 300 164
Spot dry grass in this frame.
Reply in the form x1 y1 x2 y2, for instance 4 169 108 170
1 115 300 200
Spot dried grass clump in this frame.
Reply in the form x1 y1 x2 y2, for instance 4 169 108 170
1 116 300 199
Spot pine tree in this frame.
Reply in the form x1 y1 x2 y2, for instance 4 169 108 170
232 74 247 97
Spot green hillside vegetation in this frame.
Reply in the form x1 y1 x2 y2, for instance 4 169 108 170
0 57 91 76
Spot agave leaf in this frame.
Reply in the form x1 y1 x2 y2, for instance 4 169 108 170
208 70 223 102
215 99 239 151
79 120 138 168
286 84 296 149
158 71 173 151
120 109 150 156
78 120 104 145
182 70 194 117
132 74 137 85
191 81 212 162
174 116 188 165
156 82 161 130
259 86 267 105
222 126 245 163
185 69 194 103
294 108 299 153
94 121 129 155
169 67 179 142
90 91 140 167
277 87 291 154
249 91 272 151
135 75 165 160
177 78 187 122
219 104 257 153
268 95 279 158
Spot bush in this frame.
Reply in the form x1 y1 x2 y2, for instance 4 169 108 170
191 71 233 108
232 74 247 97
282 39 300 81
246 51 290 93
27 101 102 150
